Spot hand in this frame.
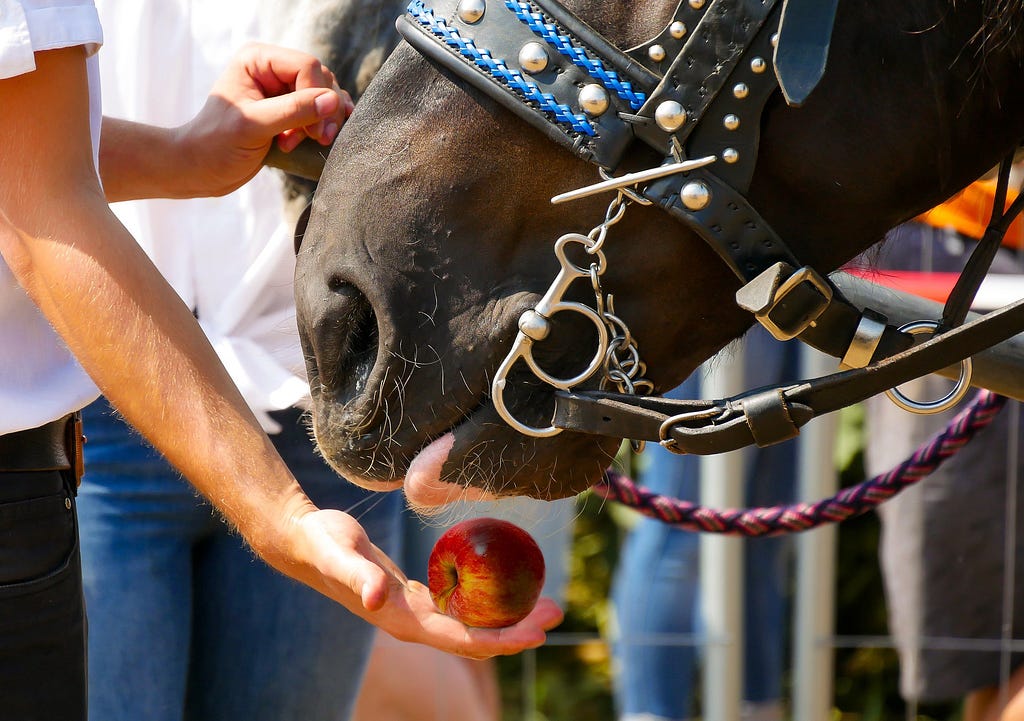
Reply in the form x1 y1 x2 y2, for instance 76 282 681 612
176 42 354 197
277 506 565 659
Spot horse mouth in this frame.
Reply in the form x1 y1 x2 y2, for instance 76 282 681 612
302 274 602 504
313 349 556 505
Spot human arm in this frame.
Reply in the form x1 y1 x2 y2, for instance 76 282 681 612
99 42 352 201
0 46 561 656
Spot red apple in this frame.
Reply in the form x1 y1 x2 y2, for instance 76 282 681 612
427 517 546 628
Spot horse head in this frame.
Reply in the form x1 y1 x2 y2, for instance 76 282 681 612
295 0 1024 506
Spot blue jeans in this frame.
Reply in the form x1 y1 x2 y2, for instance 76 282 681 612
611 328 795 720
78 398 402 721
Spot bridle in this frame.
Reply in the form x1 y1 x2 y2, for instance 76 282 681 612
396 0 1024 454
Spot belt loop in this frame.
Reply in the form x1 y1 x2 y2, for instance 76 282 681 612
64 411 85 488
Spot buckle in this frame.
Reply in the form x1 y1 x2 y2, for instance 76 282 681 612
736 263 833 341
64 411 85 487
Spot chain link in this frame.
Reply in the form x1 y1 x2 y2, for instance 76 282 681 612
585 193 654 451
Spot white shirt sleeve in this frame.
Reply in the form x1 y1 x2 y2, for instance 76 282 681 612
0 0 102 79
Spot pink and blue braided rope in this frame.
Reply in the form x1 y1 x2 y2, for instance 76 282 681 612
594 390 1007 536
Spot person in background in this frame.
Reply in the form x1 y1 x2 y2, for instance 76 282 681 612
78 2 404 719
862 175 1024 721
0 2 561 718
610 326 797 721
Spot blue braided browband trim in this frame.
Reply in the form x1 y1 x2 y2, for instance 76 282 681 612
504 1 647 111
406 0 596 135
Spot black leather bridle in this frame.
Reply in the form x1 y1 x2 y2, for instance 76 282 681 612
395 0 1024 454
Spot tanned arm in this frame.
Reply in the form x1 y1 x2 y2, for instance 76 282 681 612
0 45 562 657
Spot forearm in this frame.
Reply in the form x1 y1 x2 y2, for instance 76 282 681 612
0 193 314 560
99 117 196 202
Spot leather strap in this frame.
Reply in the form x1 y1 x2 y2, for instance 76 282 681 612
0 413 84 485
772 0 839 106
399 0 651 169
553 293 1024 451
632 0 781 153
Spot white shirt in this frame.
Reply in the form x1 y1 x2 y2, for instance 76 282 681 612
0 0 103 434
93 0 308 432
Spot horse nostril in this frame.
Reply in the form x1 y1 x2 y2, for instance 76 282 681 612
327 274 347 293
312 278 379 399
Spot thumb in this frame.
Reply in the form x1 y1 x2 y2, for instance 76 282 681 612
243 88 343 145
354 559 391 612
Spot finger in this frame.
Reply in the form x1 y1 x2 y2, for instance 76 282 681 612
352 557 391 612
242 87 343 147
276 127 307 153
443 597 564 659
238 43 333 96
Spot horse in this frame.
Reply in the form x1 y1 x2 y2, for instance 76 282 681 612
293 0 1024 508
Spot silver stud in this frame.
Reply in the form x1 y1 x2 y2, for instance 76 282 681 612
518 310 550 341
771 32 780 48
750 56 767 73
733 82 749 99
723 114 740 130
680 181 711 210
722 148 739 164
688 0 705 9
648 44 667 63
654 100 687 132
669 21 687 39
518 42 549 74
456 0 485 24
578 84 610 116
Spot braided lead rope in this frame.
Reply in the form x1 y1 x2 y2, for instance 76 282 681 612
592 390 1007 536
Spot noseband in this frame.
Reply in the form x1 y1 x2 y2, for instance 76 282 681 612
397 0 1024 453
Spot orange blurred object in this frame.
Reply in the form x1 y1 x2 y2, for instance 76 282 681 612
917 178 1024 247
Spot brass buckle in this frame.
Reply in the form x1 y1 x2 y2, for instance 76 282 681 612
756 266 833 341
64 411 85 487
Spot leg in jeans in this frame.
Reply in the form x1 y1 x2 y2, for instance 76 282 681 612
611 375 702 721
79 398 217 721
79 400 402 721
740 327 797 709
0 467 87 721
182 407 402 721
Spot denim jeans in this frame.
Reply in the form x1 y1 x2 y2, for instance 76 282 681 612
78 398 402 721
611 327 795 720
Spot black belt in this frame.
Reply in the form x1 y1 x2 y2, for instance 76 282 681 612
0 413 84 485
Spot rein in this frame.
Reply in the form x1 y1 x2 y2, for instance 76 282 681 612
397 0 1024 457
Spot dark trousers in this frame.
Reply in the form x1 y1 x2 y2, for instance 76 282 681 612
0 467 87 720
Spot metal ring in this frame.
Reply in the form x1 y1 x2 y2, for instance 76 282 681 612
884 320 974 414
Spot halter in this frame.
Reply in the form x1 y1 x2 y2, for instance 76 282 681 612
397 0 1024 452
